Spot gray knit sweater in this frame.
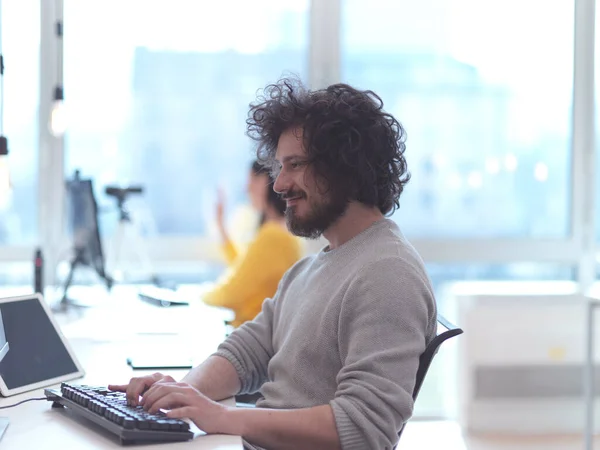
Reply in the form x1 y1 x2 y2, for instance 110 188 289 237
214 218 437 450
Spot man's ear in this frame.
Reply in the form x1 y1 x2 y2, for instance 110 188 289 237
312 171 332 196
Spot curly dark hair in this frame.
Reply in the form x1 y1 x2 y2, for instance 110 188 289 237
246 77 410 215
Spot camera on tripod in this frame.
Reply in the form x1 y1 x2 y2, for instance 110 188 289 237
105 186 144 221
103 183 157 284
105 186 144 203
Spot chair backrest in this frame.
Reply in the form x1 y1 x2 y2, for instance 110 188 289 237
396 314 464 444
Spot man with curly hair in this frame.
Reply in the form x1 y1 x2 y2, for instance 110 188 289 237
111 78 437 450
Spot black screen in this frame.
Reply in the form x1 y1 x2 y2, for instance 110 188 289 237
0 298 79 390
66 176 106 273
0 311 8 364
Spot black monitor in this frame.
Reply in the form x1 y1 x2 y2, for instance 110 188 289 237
58 171 112 308
66 171 106 274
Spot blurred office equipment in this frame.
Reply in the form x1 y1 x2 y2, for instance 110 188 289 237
584 299 600 450
451 286 590 434
33 247 43 295
0 293 84 396
56 170 112 310
137 286 188 308
105 184 158 285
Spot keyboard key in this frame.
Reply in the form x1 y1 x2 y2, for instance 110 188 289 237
167 420 181 431
156 420 170 430
122 418 136 429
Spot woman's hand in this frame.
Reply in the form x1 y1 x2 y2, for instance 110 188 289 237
216 187 228 240
216 188 225 227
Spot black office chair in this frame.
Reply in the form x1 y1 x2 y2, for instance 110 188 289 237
395 314 464 446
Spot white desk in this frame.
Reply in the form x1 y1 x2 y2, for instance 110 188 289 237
0 285 243 449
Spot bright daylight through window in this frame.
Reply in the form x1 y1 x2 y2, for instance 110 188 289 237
63 0 308 239
0 1 39 245
342 0 573 239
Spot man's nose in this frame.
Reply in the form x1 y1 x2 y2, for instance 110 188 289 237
273 170 288 194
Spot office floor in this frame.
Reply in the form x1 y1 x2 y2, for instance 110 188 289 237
401 421 593 450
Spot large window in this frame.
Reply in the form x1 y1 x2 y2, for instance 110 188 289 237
342 0 574 239
64 0 308 238
0 1 39 245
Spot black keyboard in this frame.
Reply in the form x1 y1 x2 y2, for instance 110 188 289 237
45 382 194 445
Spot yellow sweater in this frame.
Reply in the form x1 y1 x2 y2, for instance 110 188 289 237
203 221 303 327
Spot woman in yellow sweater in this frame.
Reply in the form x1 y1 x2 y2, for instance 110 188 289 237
202 161 302 327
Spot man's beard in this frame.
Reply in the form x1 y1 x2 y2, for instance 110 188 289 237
284 187 350 239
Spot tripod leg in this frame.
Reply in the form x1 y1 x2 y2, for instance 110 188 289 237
102 270 114 291
117 220 156 284
92 260 114 291
111 221 127 282
60 257 80 305
129 224 155 282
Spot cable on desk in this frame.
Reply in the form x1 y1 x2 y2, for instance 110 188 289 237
0 397 47 409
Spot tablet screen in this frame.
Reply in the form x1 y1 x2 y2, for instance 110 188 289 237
0 295 83 395
0 311 8 364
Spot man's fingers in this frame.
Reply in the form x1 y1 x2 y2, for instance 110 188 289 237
127 378 154 406
107 384 127 392
147 392 187 414
140 381 167 406
125 380 141 406
108 374 174 407
141 383 175 410
142 383 192 411
166 406 194 419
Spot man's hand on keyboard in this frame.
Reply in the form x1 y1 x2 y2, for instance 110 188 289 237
108 372 175 407
140 382 228 434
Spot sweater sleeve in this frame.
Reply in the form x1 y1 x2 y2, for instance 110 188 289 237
212 290 279 395
221 238 238 265
330 257 436 450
